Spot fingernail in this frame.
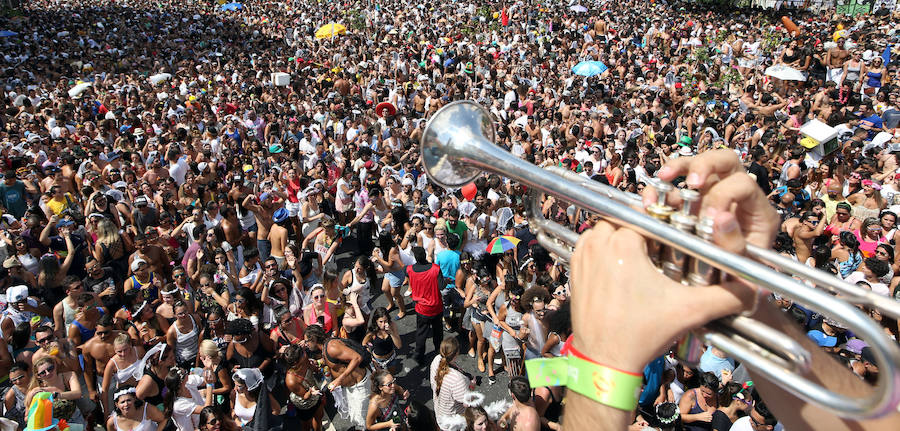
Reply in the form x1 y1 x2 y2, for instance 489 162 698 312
686 173 701 187
657 166 673 178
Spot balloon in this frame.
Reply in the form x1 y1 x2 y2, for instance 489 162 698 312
780 16 799 36
837 23 844 30
461 183 477 201
493 12 499 19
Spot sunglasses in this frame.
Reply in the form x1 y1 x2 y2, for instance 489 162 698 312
174 273 186 278
36 336 53 345
10 375 26 384
381 379 396 387
96 330 110 336
37 365 55 377
313 294 325 300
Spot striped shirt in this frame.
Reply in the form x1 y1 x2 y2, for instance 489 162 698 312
429 355 470 419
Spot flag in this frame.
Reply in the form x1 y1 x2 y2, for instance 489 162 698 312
883 45 891 66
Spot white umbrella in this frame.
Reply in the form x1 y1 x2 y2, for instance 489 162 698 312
764 64 806 81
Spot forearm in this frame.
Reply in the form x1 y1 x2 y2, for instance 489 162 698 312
562 393 632 431
749 303 900 431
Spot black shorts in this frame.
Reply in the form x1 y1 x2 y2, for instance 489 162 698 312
294 396 324 421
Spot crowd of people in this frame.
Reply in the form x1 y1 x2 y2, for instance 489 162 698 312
0 0 899 429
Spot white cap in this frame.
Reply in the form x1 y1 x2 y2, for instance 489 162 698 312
131 257 147 272
6 285 29 303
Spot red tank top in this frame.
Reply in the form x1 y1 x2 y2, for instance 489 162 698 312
407 264 443 316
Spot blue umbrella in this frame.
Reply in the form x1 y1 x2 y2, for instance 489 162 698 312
569 5 588 13
572 61 607 77
0 30 18 37
221 2 242 11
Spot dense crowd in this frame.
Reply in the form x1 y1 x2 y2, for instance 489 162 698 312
0 0 899 430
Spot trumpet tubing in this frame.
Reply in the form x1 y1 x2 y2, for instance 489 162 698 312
421 100 900 419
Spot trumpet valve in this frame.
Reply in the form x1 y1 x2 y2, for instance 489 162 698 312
687 217 723 286
661 189 699 281
646 179 675 222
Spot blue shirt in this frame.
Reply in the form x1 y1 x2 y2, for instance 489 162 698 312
699 347 735 379
638 356 666 406
434 249 460 287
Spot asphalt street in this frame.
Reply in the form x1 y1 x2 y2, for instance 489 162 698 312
324 275 514 431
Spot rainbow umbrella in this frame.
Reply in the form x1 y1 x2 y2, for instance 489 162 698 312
486 236 521 254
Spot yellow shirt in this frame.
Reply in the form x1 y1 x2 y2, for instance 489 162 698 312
46 193 75 215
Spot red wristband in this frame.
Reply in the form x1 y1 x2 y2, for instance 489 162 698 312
561 335 642 377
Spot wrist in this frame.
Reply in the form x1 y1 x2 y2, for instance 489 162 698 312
568 335 644 375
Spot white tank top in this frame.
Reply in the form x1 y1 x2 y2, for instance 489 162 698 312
301 204 321 238
114 348 141 382
174 316 199 363
233 397 256 427
114 405 155 431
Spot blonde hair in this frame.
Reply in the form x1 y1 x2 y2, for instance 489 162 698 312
114 333 130 347
435 338 459 395
29 357 59 393
96 219 119 245
199 339 219 360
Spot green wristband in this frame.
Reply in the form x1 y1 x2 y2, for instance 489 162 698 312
524 354 643 411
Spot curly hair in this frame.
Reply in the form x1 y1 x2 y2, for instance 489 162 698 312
520 287 551 313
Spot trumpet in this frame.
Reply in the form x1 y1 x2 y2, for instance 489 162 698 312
421 100 900 419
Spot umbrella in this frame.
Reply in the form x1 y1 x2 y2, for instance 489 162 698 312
764 64 806 81
572 60 608 77
569 5 588 12
487 236 521 254
220 2 242 11
0 30 17 37
315 23 347 39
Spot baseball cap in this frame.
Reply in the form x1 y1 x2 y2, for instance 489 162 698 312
844 339 868 355
56 219 75 228
861 346 878 366
807 329 837 347
135 196 148 206
3 257 22 269
364 160 376 170
6 285 29 303
197 162 208 172
272 208 289 223
131 257 148 272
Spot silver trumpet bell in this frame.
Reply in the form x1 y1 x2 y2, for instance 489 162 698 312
421 100 900 419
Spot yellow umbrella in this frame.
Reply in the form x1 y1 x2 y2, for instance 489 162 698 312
315 23 347 39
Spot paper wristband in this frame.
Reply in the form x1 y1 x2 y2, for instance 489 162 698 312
524 355 643 411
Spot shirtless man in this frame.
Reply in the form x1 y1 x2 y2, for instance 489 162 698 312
268 209 290 269
82 314 118 412
413 90 426 118
793 211 826 264
52 276 98 338
39 166 75 195
140 155 170 186
304 324 370 429
129 234 170 280
825 37 850 84
243 191 284 262
31 325 80 373
220 206 245 258
500 376 541 431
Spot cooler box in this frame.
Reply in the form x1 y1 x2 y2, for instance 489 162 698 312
800 119 839 158
272 72 290 87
